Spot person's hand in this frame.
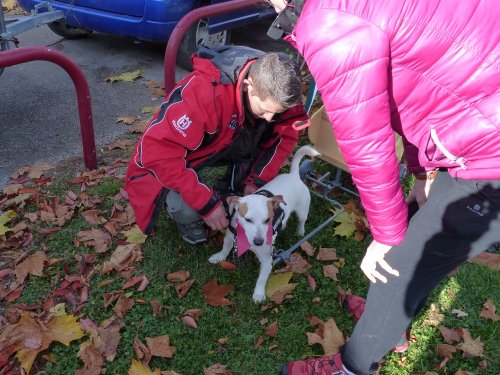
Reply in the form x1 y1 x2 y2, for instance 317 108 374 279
243 185 257 196
406 178 434 208
203 203 229 231
360 240 399 283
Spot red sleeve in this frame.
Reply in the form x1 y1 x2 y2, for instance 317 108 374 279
133 74 219 214
245 105 306 188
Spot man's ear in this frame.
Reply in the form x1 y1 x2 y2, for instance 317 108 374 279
243 77 254 94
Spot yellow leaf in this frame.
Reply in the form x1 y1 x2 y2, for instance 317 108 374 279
123 226 148 244
47 315 85 346
265 271 293 298
0 210 16 236
333 212 356 238
49 303 67 317
128 359 161 375
2 0 17 11
141 106 159 114
106 69 143 83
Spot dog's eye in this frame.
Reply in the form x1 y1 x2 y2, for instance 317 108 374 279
244 218 253 223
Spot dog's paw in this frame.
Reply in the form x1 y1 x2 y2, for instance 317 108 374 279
208 252 227 264
296 226 305 237
252 289 266 303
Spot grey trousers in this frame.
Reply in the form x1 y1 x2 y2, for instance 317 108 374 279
165 190 201 225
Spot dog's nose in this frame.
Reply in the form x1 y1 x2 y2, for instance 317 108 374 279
253 237 264 246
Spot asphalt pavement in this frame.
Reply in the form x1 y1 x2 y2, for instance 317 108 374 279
0 16 287 188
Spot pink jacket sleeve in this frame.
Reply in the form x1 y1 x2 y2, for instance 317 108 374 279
295 9 408 245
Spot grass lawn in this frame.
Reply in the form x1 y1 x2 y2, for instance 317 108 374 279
1 138 499 375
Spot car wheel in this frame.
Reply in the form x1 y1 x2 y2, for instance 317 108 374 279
177 18 230 71
47 19 92 39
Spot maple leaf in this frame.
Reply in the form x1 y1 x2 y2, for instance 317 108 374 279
202 279 233 307
128 359 161 375
141 106 158 114
123 226 148 244
131 121 148 134
166 270 190 282
146 336 176 358
80 316 124 362
284 253 312 274
265 271 293 298
101 244 142 274
116 115 139 125
439 325 461 344
437 343 457 359
456 328 484 358
306 316 344 355
81 210 107 225
479 299 500 321
0 210 16 236
323 264 339 281
105 69 143 83
77 228 112 253
333 211 357 238
469 252 500 271
14 251 48 283
27 163 53 179
107 139 134 151
2 183 22 195
316 247 338 261
423 303 444 326
300 241 315 256
0 313 84 374
204 363 232 375
133 337 152 364
77 340 105 374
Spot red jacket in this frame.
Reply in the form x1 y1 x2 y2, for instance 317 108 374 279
126 47 306 233
281 0 500 245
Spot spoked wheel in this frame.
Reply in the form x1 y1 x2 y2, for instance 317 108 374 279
177 17 230 70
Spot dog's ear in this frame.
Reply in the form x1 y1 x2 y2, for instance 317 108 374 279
271 195 286 209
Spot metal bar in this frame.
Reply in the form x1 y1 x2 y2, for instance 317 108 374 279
164 0 263 92
0 46 97 169
1 11 64 39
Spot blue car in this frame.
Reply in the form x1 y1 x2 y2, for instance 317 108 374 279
17 0 273 68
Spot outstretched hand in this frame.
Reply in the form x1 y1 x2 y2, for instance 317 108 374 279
360 240 399 283
203 203 229 231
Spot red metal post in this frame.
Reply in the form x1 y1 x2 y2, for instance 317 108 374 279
0 46 97 169
164 0 263 92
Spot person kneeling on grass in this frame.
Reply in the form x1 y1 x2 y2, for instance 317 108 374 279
125 46 307 244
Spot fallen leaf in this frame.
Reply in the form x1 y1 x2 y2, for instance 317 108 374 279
182 315 198 329
300 241 315 256
265 272 293 298
306 316 344 355
270 283 298 304
113 295 135 319
106 69 143 83
437 343 457 359
456 328 484 358
14 251 48 283
333 211 356 238
116 115 139 125
146 336 176 358
77 340 104 374
133 337 152 365
81 210 107 225
323 264 339 281
306 274 317 291
166 271 190 282
469 252 500 271
127 359 161 375
204 363 231 375
123 226 148 244
0 210 16 236
151 300 162 317
202 279 233 307
254 336 265 350
423 303 444 326
77 228 112 253
451 309 468 318
27 163 52 179
175 279 195 299
439 326 461 344
219 260 237 270
284 253 311 274
479 299 500 321
107 139 134 151
316 247 338 261
266 321 278 338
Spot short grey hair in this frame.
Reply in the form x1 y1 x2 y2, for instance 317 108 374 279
247 52 302 109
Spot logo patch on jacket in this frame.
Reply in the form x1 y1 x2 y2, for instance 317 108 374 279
228 114 238 129
172 114 192 137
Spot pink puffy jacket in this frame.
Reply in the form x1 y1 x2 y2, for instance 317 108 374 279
291 0 500 245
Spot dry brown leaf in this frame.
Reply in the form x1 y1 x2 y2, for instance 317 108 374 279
113 296 135 319
270 283 298 304
77 340 105 374
306 316 344 355
202 279 233 307
218 337 229 345
134 337 152 364
316 247 338 261
107 139 134 151
423 303 444 326
182 315 198 329
151 300 162 317
323 264 339 281
146 336 176 358
300 241 315 256
306 274 317 291
81 210 107 225
284 253 311 274
101 244 142 274
77 228 112 253
27 163 53 179
253 336 265 350
184 309 203 319
204 363 232 375
479 299 500 321
166 271 190 282
469 252 500 270
456 328 484 358
439 326 461 344
437 343 457 359
219 260 237 270
116 115 139 125
80 316 124 362
266 321 278 338
128 359 161 375
175 279 195 299
14 251 48 283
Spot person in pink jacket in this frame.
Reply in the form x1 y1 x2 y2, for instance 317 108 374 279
267 1 500 374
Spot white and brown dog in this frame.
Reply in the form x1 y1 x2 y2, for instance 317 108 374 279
208 145 320 302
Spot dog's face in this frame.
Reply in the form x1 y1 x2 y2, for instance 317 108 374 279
228 194 285 247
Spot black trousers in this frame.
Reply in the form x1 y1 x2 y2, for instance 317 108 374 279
341 172 500 375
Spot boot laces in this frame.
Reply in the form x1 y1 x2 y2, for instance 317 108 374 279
306 356 343 374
